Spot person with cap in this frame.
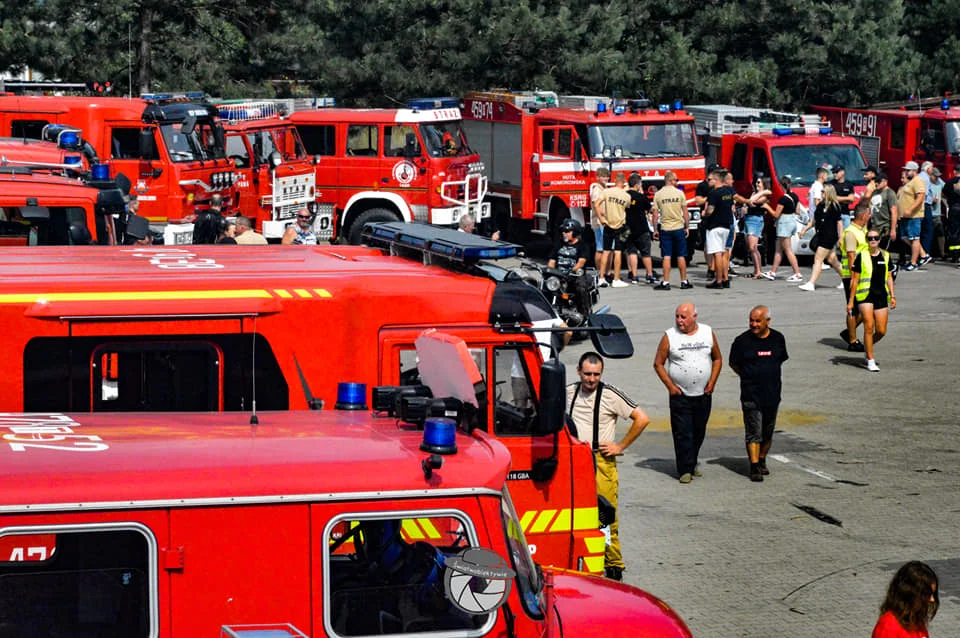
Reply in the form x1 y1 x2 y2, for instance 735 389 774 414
922 165 944 259
829 164 858 230
869 171 900 251
282 207 319 245
696 163 723 276
898 161 931 271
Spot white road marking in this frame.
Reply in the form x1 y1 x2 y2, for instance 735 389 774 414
769 454 840 482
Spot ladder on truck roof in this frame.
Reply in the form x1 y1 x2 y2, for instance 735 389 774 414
687 105 824 135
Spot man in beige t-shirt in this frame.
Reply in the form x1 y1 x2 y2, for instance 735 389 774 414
590 167 610 275
234 215 269 245
897 161 930 269
599 172 631 288
567 351 649 581
651 171 691 290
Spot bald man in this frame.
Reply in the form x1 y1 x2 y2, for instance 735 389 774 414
653 303 722 483
729 306 789 482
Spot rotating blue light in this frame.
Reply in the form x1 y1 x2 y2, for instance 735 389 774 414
596 103 607 114
658 104 670 114
91 163 110 180
421 417 458 455
942 98 951 111
335 382 367 410
64 155 83 166
673 99 683 111
59 131 80 148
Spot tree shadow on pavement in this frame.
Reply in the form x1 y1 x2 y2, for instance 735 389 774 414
635 457 679 479
705 456 750 478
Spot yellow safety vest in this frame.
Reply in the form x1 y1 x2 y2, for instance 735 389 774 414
854 249 891 302
840 223 867 278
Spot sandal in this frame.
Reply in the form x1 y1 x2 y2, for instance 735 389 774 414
744 273 762 280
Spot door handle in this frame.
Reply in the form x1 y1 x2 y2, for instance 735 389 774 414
543 181 551 186
382 177 389 183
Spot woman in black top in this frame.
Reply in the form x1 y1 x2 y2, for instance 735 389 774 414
798 184 844 290
847 231 896 371
761 176 803 282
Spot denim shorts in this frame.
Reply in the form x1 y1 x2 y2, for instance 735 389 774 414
744 215 764 237
840 213 851 230
776 214 797 238
902 217 922 240
594 226 603 249
726 219 736 248
660 228 687 258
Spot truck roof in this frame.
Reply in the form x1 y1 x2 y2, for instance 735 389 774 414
0 95 148 120
289 108 462 125
728 132 862 147
0 170 101 198
0 244 495 320
534 108 696 125
0 411 511 512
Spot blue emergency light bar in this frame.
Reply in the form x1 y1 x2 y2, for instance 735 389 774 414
596 103 607 114
613 105 626 115
313 97 337 108
772 127 794 136
673 99 683 111
142 92 205 102
408 97 460 110
942 98 951 111
820 127 833 135
361 221 519 263
64 155 83 166
658 104 670 114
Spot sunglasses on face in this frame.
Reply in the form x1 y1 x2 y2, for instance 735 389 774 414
867 236 881 241
297 215 312 220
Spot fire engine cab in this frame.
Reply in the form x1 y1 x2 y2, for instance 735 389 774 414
815 96 960 187
0 223 634 576
689 105 869 255
0 123 94 176
461 90 704 245
0 93 238 224
290 97 489 244
0 406 692 637
216 100 320 240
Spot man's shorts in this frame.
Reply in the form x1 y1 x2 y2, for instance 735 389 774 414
625 232 652 258
602 226 626 251
776 214 797 238
593 226 603 249
902 217 922 240
933 216 945 238
842 278 860 317
659 228 687 259
726 219 736 249
705 226 730 254
744 215 764 237
742 401 778 444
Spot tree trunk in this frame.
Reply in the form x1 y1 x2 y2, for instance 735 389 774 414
138 4 153 94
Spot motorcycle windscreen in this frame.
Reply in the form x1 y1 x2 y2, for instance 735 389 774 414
587 313 634 358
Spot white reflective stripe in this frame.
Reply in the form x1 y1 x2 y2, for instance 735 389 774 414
540 158 706 173
394 108 462 123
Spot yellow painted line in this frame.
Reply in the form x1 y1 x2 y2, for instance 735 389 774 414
584 536 607 554
529 509 558 534
401 519 425 540
417 518 441 539
573 507 600 530
0 290 274 304
274 289 293 298
519 510 536 533
293 288 312 298
548 508 571 532
313 288 332 298
583 556 605 573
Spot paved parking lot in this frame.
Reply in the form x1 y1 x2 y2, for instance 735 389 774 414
560 258 960 636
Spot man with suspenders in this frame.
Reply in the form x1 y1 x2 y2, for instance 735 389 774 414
567 352 650 581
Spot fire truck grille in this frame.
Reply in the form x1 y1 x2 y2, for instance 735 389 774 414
276 204 301 220
411 205 429 222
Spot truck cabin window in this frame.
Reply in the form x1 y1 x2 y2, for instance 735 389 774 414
273 125 308 161
493 347 538 436
10 119 48 140
0 206 87 246
346 125 379 157
296 125 336 156
226 134 251 168
420 121 470 158
160 120 223 162
385 125 420 157
0 529 151 638
326 514 490 636
770 145 868 187
247 130 279 165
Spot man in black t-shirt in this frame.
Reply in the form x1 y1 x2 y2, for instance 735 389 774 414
729 305 788 482
830 164 858 228
695 163 722 273
624 173 658 284
702 170 736 288
547 218 588 273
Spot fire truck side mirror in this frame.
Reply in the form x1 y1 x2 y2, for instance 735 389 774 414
536 358 566 436
180 115 197 136
574 139 584 163
139 129 156 160
404 133 419 159
214 123 225 151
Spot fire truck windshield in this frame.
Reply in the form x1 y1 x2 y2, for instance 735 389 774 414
421 121 471 158
586 123 697 158
770 144 868 186
160 121 224 162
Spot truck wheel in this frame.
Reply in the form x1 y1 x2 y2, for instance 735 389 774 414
347 208 398 245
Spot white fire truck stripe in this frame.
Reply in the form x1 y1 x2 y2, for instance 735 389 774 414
540 159 705 173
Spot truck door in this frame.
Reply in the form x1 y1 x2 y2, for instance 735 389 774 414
379 328 581 572
107 123 168 222
729 142 749 195
340 123 382 211
225 130 256 214
538 125 579 211
751 146 772 190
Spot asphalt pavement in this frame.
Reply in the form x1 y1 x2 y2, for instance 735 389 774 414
558 256 960 637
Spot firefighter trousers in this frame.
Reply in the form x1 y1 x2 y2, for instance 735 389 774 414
595 452 623 569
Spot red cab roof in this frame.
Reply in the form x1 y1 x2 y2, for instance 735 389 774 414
0 411 511 512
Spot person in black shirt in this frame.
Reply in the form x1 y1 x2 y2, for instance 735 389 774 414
547 218 588 273
695 163 722 274
830 164 858 229
702 170 735 288
944 168 960 261
729 305 789 482
624 173 658 284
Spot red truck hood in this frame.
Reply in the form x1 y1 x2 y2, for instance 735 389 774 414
549 570 691 638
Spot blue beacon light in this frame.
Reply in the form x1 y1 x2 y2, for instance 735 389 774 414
59 131 80 148
91 164 111 180
64 155 83 166
596 103 607 114
421 417 458 455
334 382 368 410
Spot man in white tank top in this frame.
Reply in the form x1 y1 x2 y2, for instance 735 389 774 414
653 303 723 483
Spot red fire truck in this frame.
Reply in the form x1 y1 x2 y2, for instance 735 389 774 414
460 90 704 245
0 223 635 576
0 93 238 224
289 98 489 244
216 100 320 240
0 124 93 175
0 408 692 637
815 97 960 187
689 105 869 255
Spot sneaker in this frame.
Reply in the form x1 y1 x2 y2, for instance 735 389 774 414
847 340 865 352
722 280 730 288
749 463 763 482
605 273 615 284
760 271 776 281
678 473 692 484
758 458 770 476
798 282 816 291
598 279 609 288
787 273 804 282
904 263 918 272
692 468 702 477
919 255 932 266
645 275 659 285
654 281 671 291
680 280 694 290
728 265 739 276
604 566 624 581
611 279 629 288
840 328 850 342
705 281 723 289
630 277 640 285
866 358 880 372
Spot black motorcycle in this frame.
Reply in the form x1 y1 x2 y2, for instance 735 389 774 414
512 261 605 338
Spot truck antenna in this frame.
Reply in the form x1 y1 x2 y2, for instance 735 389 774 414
250 315 259 425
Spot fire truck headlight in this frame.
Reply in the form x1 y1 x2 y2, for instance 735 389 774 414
545 276 562 292
602 146 613 160
613 146 623 159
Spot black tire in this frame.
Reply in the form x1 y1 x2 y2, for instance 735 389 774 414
347 208 399 245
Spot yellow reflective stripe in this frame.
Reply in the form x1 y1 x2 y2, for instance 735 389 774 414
584 536 607 554
529 510 557 534
314 288 332 298
518 510 536 533
583 556 605 573
401 519 425 540
0 290 274 304
548 508 571 532
416 518 442 539
573 507 600 530
274 289 293 298
293 288 312 298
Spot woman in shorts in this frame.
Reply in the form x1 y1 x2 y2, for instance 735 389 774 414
847 231 896 372
743 176 772 278
798 184 844 290
761 176 803 282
